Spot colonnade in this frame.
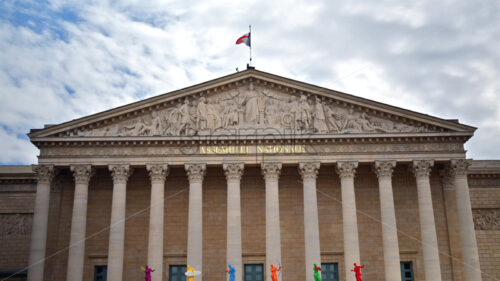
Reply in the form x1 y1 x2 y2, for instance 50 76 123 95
27 159 481 281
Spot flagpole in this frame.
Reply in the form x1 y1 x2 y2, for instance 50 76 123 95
249 24 252 66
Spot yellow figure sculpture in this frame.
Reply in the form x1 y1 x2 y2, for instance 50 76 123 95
185 265 201 281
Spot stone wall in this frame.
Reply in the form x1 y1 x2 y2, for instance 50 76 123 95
469 175 500 281
0 181 35 272
4 163 500 281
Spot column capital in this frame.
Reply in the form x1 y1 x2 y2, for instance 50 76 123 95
374 160 396 179
70 165 94 185
449 159 470 177
146 164 169 183
335 161 358 179
440 167 455 190
32 164 55 184
108 164 133 184
185 163 206 184
261 162 282 182
223 162 244 182
298 162 320 180
411 160 434 178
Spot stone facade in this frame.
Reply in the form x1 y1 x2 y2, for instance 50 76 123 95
1 162 499 281
1 69 498 281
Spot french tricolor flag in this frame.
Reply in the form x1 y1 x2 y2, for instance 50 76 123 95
236 32 251 47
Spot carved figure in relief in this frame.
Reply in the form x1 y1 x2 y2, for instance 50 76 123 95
285 96 299 129
103 125 120 136
313 97 328 133
0 214 31 237
358 112 386 133
296 95 312 131
323 105 341 132
207 100 222 131
393 122 413 132
120 117 150 136
196 97 209 131
473 209 500 230
222 101 239 127
265 99 281 126
244 83 266 125
179 99 192 135
343 109 363 133
150 111 164 135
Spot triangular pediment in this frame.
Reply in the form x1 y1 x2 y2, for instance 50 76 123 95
29 69 475 140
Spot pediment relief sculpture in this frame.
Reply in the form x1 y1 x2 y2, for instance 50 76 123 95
74 83 435 137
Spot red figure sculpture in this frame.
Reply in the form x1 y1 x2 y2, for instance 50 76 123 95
270 264 281 281
351 263 364 281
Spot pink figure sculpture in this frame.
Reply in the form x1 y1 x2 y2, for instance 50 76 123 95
141 265 155 281
351 263 364 281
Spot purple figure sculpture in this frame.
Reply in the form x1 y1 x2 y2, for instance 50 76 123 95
141 265 155 281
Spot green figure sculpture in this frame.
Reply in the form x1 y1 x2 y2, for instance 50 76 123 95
313 264 322 281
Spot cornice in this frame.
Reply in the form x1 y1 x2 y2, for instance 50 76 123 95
30 132 472 149
0 179 37 185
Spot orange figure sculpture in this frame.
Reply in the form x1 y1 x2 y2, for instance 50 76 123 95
351 263 364 281
270 264 281 281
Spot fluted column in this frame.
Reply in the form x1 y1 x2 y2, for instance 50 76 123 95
107 165 133 281
450 159 482 281
28 165 55 281
185 163 206 276
66 165 94 281
335 161 360 281
299 162 321 281
261 162 282 281
223 163 244 281
411 160 442 281
147 164 169 281
374 161 400 281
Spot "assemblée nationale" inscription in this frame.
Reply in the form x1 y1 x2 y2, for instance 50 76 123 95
199 145 307 154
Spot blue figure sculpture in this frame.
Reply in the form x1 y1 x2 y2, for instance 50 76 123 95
226 264 236 281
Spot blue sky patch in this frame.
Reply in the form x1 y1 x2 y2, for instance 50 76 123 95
0 0 82 42
64 84 75 95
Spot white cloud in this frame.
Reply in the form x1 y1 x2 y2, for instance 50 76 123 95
0 0 499 164
343 2 426 28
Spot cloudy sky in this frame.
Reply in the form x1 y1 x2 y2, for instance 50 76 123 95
0 0 499 164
